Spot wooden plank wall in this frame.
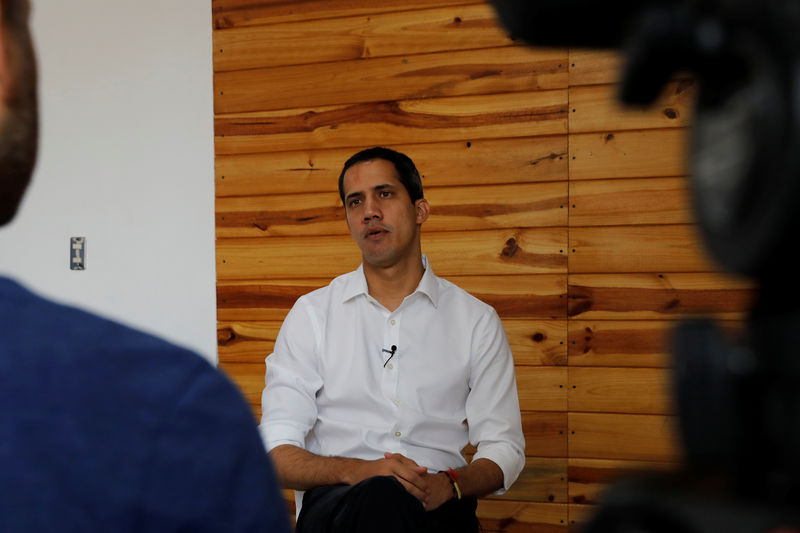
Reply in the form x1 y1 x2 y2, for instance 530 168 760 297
212 1 756 530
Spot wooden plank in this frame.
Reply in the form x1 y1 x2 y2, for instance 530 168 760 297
215 136 568 197
219 362 266 406
568 367 673 415
230 362 567 420
521 411 568 457
218 318 567 366
568 319 745 368
212 0 476 29
477 501 568 533
569 177 692 227
506 319 566 366
567 273 755 320
569 81 695 132
568 320 675 368
215 90 568 155
568 224 718 273
215 46 567 114
569 412 683 462
214 4 514 71
437 274 567 319
568 503 597 531
568 458 678 505
217 279 329 321
217 320 283 364
464 410 567 458
568 49 623 87
487 457 568 503
516 366 567 412
569 129 688 180
216 228 567 280
216 181 568 238
218 274 567 321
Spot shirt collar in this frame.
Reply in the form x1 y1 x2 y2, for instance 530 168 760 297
341 255 439 308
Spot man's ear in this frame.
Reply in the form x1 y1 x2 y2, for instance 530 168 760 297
415 198 430 225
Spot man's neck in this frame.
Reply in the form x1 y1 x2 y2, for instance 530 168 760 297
363 253 425 312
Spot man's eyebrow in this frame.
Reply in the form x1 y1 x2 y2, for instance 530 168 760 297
344 191 363 203
345 184 396 202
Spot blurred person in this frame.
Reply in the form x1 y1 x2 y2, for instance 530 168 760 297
260 146 526 533
0 1 290 531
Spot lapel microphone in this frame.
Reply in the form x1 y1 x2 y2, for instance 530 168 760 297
382 345 397 367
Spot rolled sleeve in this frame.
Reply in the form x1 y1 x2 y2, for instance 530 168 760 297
465 308 526 493
259 298 323 453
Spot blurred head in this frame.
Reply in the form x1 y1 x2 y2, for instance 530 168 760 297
0 0 37 226
338 147 423 206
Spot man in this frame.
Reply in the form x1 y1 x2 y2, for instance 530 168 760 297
0 1 289 531
260 146 525 532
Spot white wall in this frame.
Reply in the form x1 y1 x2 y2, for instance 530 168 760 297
0 1 217 361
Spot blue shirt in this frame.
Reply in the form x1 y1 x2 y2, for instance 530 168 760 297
0 277 290 532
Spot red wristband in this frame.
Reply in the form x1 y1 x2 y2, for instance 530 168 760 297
444 468 462 500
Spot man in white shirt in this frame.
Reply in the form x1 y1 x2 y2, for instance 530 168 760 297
260 147 525 532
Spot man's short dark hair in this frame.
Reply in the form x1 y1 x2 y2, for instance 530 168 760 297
338 147 424 204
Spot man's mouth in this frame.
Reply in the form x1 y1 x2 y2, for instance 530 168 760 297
364 225 389 240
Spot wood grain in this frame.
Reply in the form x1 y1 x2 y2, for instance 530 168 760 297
568 320 674 368
569 177 692 227
217 279 329 321
212 0 477 29
229 363 568 414
215 46 567 114
217 318 567 366
568 367 673 415
477 500 568 532
215 136 568 197
462 410 566 458
216 182 567 238
569 412 683 462
567 273 755 319
568 457 678 505
218 274 567 321
568 49 623 87
568 224 718 273
216 228 567 280
569 81 695 132
516 366 567 411
487 457 568 503
215 90 568 155
214 4 514 71
505 319 567 366
569 129 689 180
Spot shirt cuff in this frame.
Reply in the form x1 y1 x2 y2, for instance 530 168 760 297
472 441 525 493
258 421 307 453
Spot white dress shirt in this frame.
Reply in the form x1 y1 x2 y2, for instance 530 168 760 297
259 256 525 499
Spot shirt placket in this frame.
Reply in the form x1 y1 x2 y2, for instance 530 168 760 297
381 310 403 445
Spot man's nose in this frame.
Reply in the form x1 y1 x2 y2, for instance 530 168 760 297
363 198 382 220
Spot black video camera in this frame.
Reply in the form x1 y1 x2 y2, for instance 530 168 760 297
491 1 800 531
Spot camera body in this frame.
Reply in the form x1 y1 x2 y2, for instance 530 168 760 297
492 1 800 530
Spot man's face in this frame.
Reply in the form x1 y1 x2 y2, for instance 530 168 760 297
342 158 429 269
0 0 37 226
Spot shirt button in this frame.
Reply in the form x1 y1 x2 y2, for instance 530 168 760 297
387 363 394 370
393 399 400 406
395 431 402 437
390 319 396 326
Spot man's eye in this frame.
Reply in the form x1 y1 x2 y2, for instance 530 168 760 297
348 199 361 207
379 191 392 198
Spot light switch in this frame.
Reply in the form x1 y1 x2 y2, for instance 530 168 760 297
70 237 85 270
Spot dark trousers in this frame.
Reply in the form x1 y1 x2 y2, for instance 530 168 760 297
295 476 480 533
